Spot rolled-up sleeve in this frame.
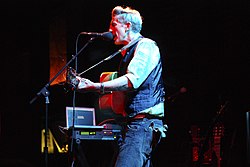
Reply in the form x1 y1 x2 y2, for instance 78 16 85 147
125 38 161 89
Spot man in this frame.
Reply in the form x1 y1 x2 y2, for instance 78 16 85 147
75 6 168 167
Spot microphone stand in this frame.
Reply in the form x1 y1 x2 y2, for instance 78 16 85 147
29 37 95 167
67 37 142 167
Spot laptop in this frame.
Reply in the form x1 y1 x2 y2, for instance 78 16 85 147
66 106 99 129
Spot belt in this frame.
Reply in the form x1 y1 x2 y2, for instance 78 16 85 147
129 113 162 120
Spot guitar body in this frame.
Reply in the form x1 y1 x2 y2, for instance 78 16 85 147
99 72 126 116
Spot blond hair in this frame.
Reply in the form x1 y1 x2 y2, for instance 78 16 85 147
112 6 143 33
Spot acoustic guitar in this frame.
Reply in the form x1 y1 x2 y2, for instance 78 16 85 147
99 71 126 116
66 67 126 116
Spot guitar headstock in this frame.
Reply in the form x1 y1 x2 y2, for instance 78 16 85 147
65 66 80 90
213 123 224 137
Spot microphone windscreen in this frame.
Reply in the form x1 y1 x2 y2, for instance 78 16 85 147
102 31 114 41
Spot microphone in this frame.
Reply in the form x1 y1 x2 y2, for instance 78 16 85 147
80 31 113 41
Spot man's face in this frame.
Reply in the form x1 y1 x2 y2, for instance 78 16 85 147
109 16 128 45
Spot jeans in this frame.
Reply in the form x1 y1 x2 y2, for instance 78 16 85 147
114 118 164 167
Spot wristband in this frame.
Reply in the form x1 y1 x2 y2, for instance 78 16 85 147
100 82 105 94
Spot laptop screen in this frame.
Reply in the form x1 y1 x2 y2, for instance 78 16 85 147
66 106 96 128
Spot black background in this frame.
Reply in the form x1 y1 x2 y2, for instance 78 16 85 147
1 0 250 167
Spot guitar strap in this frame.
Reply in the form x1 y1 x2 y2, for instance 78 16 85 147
120 36 143 51
103 36 143 62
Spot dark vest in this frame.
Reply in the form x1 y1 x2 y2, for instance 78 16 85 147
118 38 165 116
